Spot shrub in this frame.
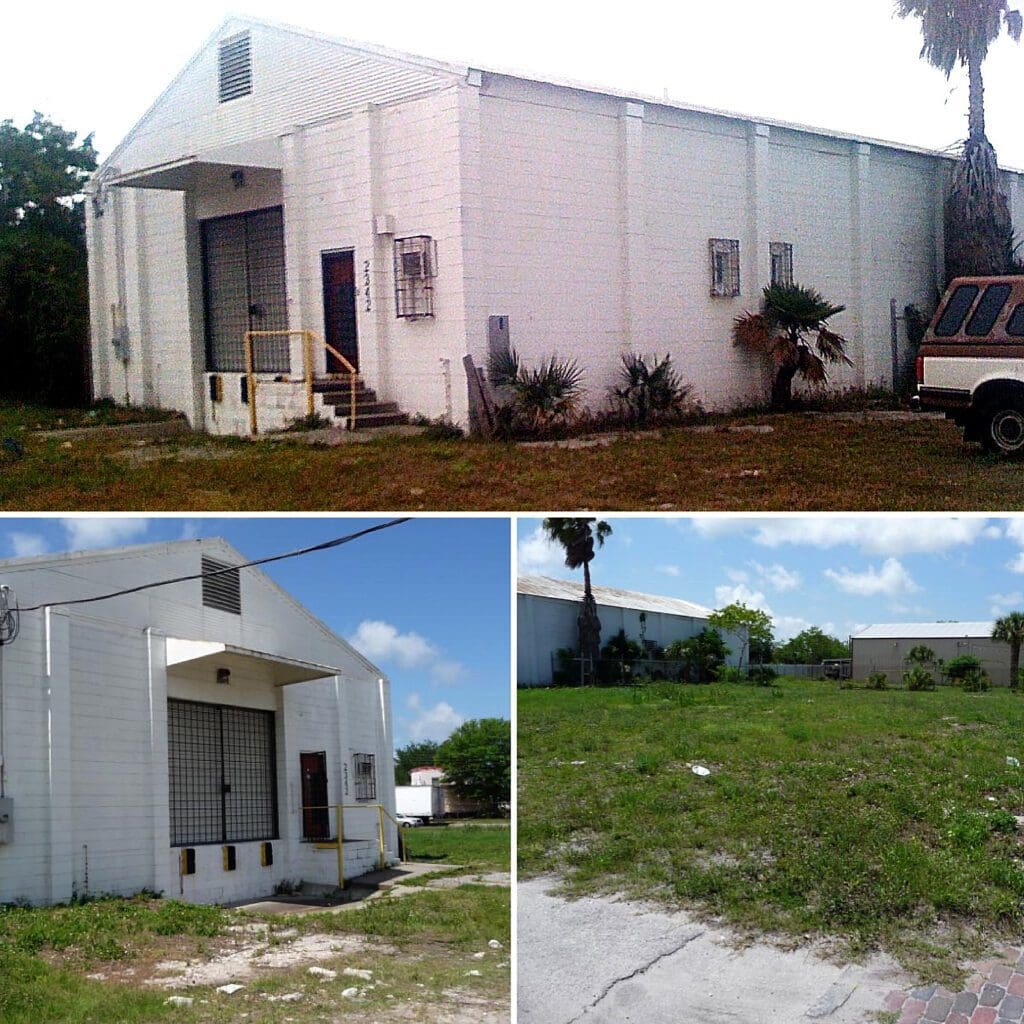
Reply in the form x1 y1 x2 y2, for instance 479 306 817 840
610 353 692 428
865 671 889 691
552 648 578 686
905 645 937 668
747 665 778 686
960 667 990 693
903 667 935 691
490 348 584 438
714 665 745 685
944 654 985 689
666 628 729 684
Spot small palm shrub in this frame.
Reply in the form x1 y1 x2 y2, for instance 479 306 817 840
865 671 889 691
714 665 745 685
747 665 777 686
490 348 584 439
903 666 935 691
943 654 984 688
611 353 692 428
961 667 990 693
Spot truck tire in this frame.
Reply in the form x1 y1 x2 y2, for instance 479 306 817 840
980 401 1024 456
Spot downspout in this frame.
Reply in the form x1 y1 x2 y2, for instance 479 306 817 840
109 172 131 404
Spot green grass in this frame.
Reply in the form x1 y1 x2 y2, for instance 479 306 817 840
402 822 510 871
0 400 179 434
3 405 1024 510
519 680 1024 978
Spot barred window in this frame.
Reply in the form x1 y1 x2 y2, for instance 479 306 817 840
709 238 740 297
353 753 377 801
770 242 794 287
168 699 278 846
393 236 437 319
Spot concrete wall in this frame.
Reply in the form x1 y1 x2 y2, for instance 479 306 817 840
851 635 1012 686
517 593 737 687
0 539 396 906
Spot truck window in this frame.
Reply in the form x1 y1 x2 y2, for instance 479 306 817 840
1008 304 1024 338
966 283 1013 336
934 284 979 337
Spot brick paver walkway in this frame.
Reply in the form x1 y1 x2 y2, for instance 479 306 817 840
886 946 1024 1024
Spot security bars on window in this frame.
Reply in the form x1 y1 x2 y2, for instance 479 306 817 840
709 239 741 297
393 236 437 319
353 753 377 801
770 242 794 287
168 699 278 846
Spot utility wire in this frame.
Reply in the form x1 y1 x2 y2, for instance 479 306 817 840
17 518 412 613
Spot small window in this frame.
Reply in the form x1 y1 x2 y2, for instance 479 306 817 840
966 283 1013 337
709 239 740 297
934 284 980 337
394 236 437 319
1008 304 1024 338
770 242 793 287
202 556 241 615
353 753 377 802
219 32 252 103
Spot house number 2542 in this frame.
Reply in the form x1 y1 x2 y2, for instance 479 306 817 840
363 260 372 313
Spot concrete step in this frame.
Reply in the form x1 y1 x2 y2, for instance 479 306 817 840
350 410 411 429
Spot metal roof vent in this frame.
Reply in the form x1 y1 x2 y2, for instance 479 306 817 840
219 32 252 103
202 556 241 615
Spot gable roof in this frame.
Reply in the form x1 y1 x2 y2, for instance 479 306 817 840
518 575 712 619
852 622 996 640
0 536 384 677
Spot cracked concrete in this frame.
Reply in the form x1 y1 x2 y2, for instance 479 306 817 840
518 878 910 1024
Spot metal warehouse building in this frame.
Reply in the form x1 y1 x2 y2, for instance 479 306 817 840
850 621 1010 686
85 16 1024 435
517 575 739 687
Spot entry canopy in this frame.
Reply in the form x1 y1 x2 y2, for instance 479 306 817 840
108 136 283 190
165 637 338 686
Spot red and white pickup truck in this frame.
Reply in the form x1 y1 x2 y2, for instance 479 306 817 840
913 276 1024 455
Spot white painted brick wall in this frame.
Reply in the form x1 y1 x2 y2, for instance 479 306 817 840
0 538 395 905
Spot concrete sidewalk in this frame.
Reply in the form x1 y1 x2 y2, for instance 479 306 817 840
518 878 909 1024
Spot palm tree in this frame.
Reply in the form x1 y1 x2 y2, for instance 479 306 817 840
542 518 612 683
896 1 1023 279
732 283 852 409
992 611 1024 689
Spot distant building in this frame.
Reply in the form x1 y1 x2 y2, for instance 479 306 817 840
517 575 741 686
850 621 1010 685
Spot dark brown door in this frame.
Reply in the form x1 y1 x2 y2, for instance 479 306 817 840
300 752 330 840
322 250 358 372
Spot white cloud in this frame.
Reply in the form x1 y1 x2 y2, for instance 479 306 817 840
60 517 151 551
690 516 992 556
402 693 465 744
775 615 812 641
348 620 438 668
1008 552 1024 574
7 532 48 558
990 592 1024 617
824 558 920 598
518 526 564 575
348 620 468 686
657 564 680 577
726 568 750 583
713 582 772 614
751 561 801 592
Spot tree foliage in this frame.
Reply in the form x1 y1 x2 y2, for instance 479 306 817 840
393 740 441 785
732 284 852 409
665 628 730 683
0 114 97 405
775 627 849 665
437 718 511 813
708 603 774 668
992 611 1024 690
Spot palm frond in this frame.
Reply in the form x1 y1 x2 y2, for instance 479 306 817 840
732 312 774 350
815 328 854 366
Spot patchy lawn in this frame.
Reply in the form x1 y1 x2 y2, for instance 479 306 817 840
2 406 1023 510
518 680 1024 981
0 871 509 1023
403 822 511 872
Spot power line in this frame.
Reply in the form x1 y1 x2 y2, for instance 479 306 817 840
15 518 412 614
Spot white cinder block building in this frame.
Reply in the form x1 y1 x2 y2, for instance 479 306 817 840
86 16 1024 434
0 538 398 906
850 621 1011 685
517 575 740 686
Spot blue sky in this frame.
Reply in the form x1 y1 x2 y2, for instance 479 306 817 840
518 516 1024 643
0 516 511 747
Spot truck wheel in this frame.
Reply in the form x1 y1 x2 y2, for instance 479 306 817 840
981 402 1024 456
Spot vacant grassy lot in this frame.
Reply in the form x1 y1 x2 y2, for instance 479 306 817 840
403 821 511 871
2 402 1023 510
0 825 510 1024
519 680 1024 978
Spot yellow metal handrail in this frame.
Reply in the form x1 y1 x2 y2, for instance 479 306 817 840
242 330 359 436
301 802 398 889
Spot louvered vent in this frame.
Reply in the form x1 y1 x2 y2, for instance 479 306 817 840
202 556 241 615
218 32 252 103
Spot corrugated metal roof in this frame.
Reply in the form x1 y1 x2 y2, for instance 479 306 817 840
518 575 712 619
852 622 996 640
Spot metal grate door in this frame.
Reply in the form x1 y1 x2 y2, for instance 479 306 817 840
202 207 289 372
